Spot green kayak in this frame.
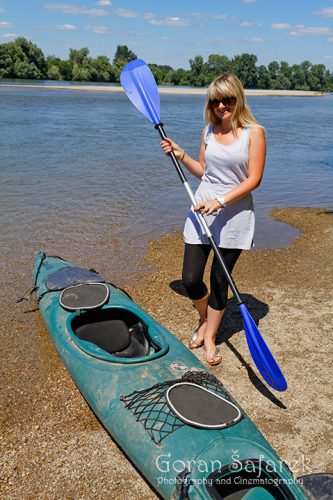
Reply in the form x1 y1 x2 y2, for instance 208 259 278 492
33 252 309 499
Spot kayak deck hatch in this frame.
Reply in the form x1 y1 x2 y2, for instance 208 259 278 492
59 283 110 311
121 371 243 444
166 382 242 429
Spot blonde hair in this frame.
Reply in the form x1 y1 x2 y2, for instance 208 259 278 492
204 72 259 134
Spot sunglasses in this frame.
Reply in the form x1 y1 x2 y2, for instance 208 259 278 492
211 97 236 107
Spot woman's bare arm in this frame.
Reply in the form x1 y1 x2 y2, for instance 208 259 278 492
160 129 206 179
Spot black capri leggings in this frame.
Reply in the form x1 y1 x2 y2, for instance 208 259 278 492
182 243 242 311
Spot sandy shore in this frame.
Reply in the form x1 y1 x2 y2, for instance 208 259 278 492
0 83 326 97
1 207 332 498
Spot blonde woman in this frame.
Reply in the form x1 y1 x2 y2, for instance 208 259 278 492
161 72 266 366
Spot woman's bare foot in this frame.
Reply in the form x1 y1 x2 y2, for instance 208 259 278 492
188 320 207 349
204 338 222 366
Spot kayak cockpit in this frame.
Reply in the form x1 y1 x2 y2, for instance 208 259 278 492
68 306 169 363
206 460 297 499
72 308 151 358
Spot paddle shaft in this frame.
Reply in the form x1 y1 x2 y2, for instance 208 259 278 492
155 123 243 306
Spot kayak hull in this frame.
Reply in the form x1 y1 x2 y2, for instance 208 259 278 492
33 253 307 499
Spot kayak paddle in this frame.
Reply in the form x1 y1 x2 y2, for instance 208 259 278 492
120 59 287 392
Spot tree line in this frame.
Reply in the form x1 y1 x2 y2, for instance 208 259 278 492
1 37 332 91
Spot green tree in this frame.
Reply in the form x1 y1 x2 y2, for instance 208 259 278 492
112 45 137 81
46 56 63 80
306 72 320 91
257 65 270 89
113 45 137 65
14 59 38 78
0 44 14 77
59 60 73 80
270 61 291 89
170 68 191 86
275 74 291 89
290 64 308 90
207 54 232 77
294 60 312 90
300 60 312 76
68 48 92 81
0 37 47 79
280 61 292 80
268 61 280 88
72 61 91 81
322 68 333 91
15 37 47 77
68 47 112 82
327 71 333 91
1 38 332 90
69 47 89 65
47 64 62 80
189 55 210 86
90 55 112 82
232 53 258 88
309 64 327 90
148 64 173 84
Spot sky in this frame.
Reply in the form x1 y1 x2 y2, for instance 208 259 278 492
1 0 333 70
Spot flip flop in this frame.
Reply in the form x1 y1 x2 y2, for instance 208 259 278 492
188 330 204 349
206 347 222 366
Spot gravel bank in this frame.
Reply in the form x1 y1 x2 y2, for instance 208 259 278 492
1 207 332 498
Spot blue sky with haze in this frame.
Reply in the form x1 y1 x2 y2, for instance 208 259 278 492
1 1 332 69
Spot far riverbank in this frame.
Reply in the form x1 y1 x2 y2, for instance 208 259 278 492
0 82 326 96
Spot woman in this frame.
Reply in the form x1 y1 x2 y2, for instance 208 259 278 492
161 72 266 366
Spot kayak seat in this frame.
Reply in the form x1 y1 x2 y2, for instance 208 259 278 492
71 308 151 358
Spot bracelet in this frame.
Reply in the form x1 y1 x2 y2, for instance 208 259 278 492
216 195 226 208
178 149 185 161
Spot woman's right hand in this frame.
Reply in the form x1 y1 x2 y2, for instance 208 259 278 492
160 137 184 160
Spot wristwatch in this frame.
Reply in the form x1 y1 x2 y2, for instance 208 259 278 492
216 195 226 208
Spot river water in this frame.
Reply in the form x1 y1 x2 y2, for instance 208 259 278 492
1 85 332 283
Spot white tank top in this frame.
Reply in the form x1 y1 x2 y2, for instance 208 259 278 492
183 124 255 249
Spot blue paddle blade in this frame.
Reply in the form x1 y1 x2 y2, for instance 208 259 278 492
239 304 287 392
120 59 161 125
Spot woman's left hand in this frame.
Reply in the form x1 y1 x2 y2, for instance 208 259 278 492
194 199 222 216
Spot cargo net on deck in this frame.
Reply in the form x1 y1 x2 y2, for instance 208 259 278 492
120 371 235 444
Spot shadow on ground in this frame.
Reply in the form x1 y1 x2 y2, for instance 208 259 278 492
169 280 286 407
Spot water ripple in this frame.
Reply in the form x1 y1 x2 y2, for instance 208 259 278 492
1 89 332 275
